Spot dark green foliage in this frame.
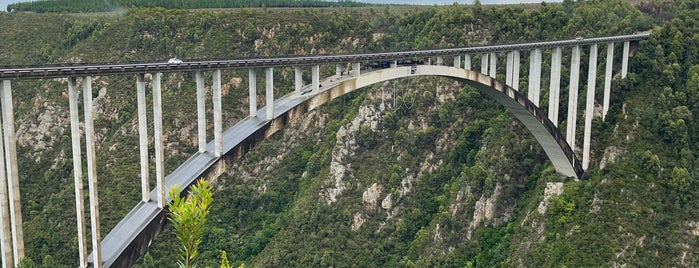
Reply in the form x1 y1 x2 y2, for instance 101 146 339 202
7 0 371 13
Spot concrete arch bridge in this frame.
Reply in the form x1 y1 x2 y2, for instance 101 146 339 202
0 32 649 267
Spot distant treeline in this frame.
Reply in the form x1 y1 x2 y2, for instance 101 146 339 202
7 0 371 13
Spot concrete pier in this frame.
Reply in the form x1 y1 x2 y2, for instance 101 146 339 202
622 41 629 78
506 51 514 87
453 55 461 68
249 70 258 117
152 73 165 208
213 70 222 157
196 71 206 153
436 57 443 66
294 67 302 93
353 63 361 77
603 42 614 120
528 49 542 106
583 44 598 170
312 65 320 91
464 54 472 70
489 52 497 78
0 80 16 267
567 45 581 149
266 68 274 120
68 77 88 268
512 51 520 91
549 47 562 126
136 74 149 202
481 53 489 75
82 76 102 268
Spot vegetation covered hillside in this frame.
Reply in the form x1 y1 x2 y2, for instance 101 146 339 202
0 0 697 267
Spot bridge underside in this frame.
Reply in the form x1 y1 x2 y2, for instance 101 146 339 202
92 64 582 267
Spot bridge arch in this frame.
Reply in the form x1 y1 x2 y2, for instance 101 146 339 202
297 65 583 178
94 64 584 267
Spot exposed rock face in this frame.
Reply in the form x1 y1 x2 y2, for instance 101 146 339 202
17 100 69 160
468 183 503 239
321 105 381 204
537 182 564 215
363 183 382 210
600 146 625 170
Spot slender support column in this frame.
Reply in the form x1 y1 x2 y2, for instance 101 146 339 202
249 70 258 117
622 41 629 78
512 51 520 91
480 53 489 75
68 77 88 268
152 73 165 208
528 49 542 106
0 80 14 268
335 64 342 76
352 62 361 77
583 44 598 170
489 52 497 78
1 80 23 263
436 57 443 65
136 74 149 202
213 70 222 157
82 76 102 267
549 47 562 126
294 67 303 93
464 55 472 70
391 60 398 68
312 65 320 91
566 46 581 149
453 55 461 68
506 51 514 86
196 71 206 153
265 68 274 121
603 42 614 121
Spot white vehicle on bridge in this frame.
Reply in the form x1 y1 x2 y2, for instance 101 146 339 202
168 57 183 64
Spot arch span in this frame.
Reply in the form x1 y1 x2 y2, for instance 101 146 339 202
305 65 582 178
94 64 582 267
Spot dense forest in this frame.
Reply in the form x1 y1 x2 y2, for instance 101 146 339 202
0 0 698 267
6 0 370 13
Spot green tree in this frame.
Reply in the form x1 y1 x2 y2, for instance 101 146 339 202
168 179 214 268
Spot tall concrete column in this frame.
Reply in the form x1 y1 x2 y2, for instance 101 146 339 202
549 47 562 126
336 64 342 76
266 68 274 121
603 42 614 121
352 62 361 77
583 44 598 170
513 51 520 91
82 76 102 268
68 77 88 268
391 60 398 68
294 67 303 93
436 57 443 66
464 55 472 70
453 55 461 68
213 70 222 157
622 41 629 78
489 52 497 78
1 80 23 263
136 74 149 202
480 53 489 75
312 65 320 91
506 51 514 86
0 80 14 268
249 69 257 117
195 71 206 153
528 49 542 106
152 73 165 208
566 45 581 149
